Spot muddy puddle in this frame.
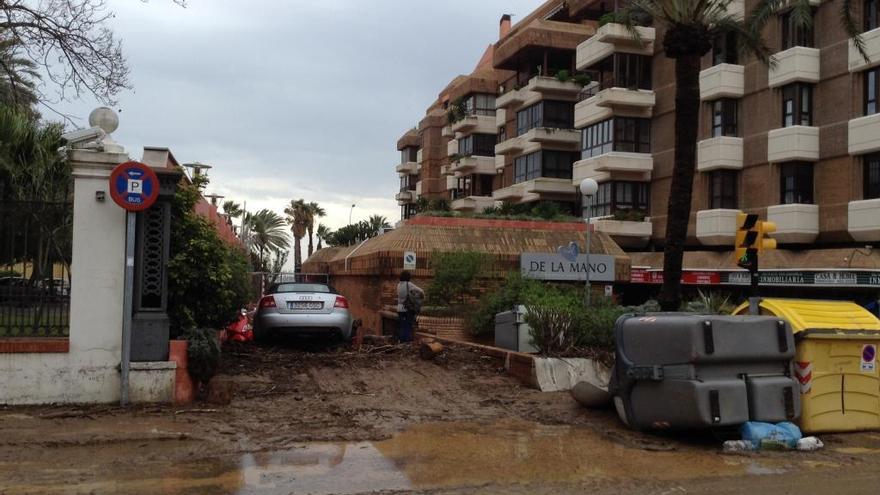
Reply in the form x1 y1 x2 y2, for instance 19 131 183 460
0 419 813 494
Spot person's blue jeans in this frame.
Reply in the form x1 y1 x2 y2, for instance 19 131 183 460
398 311 414 342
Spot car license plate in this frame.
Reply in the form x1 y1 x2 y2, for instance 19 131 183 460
289 301 323 310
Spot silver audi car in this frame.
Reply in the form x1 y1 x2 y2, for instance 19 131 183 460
253 282 353 342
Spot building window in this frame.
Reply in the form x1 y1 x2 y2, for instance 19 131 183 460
782 83 813 127
708 170 738 209
458 134 496 157
581 118 650 158
516 100 574 136
400 174 417 191
401 146 418 164
866 68 879 115
713 32 738 65
514 151 577 183
712 99 738 137
866 0 879 31
781 9 814 49
462 93 496 116
866 153 880 199
593 53 652 91
780 162 814 204
590 181 650 217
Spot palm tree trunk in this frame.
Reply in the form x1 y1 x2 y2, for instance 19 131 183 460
658 54 702 311
307 226 314 257
294 236 302 271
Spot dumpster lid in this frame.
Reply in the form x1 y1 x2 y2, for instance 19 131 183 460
732 298 880 333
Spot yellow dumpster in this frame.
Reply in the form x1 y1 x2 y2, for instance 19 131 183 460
733 298 880 433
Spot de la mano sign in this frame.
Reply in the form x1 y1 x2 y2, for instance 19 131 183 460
521 253 616 282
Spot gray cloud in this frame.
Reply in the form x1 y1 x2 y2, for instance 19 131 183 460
59 0 540 259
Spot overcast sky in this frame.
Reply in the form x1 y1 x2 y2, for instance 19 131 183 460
57 0 540 258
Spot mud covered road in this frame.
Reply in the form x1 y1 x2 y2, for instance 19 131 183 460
1 341 880 494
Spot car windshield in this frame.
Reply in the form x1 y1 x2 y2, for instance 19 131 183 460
272 283 331 294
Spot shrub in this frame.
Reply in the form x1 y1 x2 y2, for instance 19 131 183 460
469 272 546 337
612 209 648 222
684 290 735 314
555 69 571 82
598 12 617 26
427 250 487 307
428 198 451 212
572 73 592 87
168 179 252 337
185 328 221 391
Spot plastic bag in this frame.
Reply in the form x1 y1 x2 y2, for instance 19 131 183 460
740 421 802 450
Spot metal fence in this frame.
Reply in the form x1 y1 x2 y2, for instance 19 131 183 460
0 201 72 337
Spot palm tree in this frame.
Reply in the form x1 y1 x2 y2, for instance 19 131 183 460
221 200 242 219
284 199 310 270
0 33 39 112
305 202 326 257
243 209 290 272
315 223 331 250
367 215 391 236
611 0 867 310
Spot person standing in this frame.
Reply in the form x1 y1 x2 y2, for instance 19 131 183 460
397 270 424 343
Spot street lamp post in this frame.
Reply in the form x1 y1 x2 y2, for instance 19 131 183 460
349 204 356 225
580 179 599 308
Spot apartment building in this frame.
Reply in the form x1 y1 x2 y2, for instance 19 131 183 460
394 0 880 294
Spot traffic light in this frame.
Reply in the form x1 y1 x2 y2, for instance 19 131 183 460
734 213 777 270
735 213 759 270
758 220 777 253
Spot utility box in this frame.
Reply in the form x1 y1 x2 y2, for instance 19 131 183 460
734 298 880 433
494 306 537 353
610 314 799 430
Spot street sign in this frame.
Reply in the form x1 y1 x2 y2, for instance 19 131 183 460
109 161 160 211
521 253 615 282
403 251 417 270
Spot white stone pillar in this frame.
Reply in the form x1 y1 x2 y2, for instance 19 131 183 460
67 148 130 401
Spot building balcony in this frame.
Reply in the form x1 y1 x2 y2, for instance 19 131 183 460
496 88 526 109
446 175 457 191
726 0 745 19
593 218 652 248
416 149 423 164
495 19 595 71
496 108 506 128
521 127 580 150
699 64 745 101
576 23 655 71
415 181 422 197
452 156 496 175
495 155 505 172
451 114 496 135
768 46 820 88
572 152 653 184
395 190 414 204
696 209 739 246
451 196 496 213
495 136 525 156
440 163 453 176
697 137 744 171
447 139 458 157
848 113 880 155
493 178 576 203
767 126 819 162
767 204 819 244
849 198 880 241
574 88 656 128
396 161 419 175
442 125 454 138
525 76 584 99
849 27 880 72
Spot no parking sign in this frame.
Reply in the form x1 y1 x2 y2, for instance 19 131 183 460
109 161 159 211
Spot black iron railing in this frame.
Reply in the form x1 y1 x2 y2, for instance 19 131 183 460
0 201 72 337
